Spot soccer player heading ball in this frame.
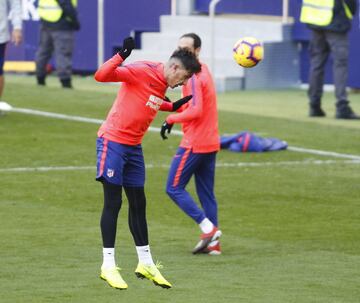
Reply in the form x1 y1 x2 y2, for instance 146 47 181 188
94 37 201 290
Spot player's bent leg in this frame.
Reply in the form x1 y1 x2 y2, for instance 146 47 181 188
135 262 172 289
100 266 128 290
191 153 222 254
166 186 206 223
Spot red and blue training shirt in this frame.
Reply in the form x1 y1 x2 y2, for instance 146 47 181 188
94 54 173 145
166 63 220 153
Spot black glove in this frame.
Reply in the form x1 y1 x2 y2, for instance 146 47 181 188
118 37 135 60
160 121 174 140
172 95 192 112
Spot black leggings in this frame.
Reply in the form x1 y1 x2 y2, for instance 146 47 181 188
100 179 148 247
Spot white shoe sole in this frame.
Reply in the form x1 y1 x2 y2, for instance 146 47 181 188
208 250 222 255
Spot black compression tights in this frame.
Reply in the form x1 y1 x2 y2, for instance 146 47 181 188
100 180 149 247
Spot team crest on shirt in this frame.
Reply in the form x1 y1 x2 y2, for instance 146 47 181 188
107 169 115 178
146 95 163 111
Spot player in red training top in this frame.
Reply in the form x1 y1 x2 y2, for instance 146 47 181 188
95 37 201 290
161 33 222 255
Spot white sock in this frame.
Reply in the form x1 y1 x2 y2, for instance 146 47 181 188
199 218 214 234
102 247 116 269
136 245 154 266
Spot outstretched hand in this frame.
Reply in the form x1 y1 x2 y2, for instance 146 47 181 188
160 121 174 140
118 37 135 60
172 95 192 111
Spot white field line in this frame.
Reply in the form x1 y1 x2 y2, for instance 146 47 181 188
1 159 360 173
287 146 360 160
10 107 360 160
11 107 182 135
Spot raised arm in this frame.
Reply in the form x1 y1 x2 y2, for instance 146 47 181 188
94 54 125 82
94 37 136 83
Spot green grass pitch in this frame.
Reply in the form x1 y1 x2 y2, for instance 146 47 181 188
0 75 359 302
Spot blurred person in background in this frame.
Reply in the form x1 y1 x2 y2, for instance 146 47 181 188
0 0 22 101
301 0 359 119
161 33 222 255
35 0 80 89
94 37 201 290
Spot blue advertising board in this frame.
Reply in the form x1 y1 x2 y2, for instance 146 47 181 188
7 0 170 72
6 0 360 87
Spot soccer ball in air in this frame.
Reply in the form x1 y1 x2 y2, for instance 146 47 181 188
233 37 263 68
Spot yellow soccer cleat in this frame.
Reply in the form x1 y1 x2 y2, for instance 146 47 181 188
135 261 172 289
100 266 128 290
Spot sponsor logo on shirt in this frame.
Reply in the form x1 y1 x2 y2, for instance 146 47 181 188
146 95 163 111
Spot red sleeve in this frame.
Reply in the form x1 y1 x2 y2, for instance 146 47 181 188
166 76 203 124
94 54 139 84
159 101 173 112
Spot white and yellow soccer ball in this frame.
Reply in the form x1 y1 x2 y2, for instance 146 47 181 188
233 37 264 68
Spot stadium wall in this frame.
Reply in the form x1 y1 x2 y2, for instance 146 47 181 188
6 0 170 72
5 0 360 88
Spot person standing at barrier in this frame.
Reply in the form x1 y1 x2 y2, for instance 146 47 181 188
94 37 201 289
35 0 80 89
300 0 359 119
161 33 222 255
0 0 22 101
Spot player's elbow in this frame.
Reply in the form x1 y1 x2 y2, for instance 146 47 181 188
94 70 106 82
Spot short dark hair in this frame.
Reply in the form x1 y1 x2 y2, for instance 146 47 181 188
170 48 201 74
180 33 202 49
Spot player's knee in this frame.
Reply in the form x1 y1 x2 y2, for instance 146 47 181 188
104 197 122 214
166 185 178 199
